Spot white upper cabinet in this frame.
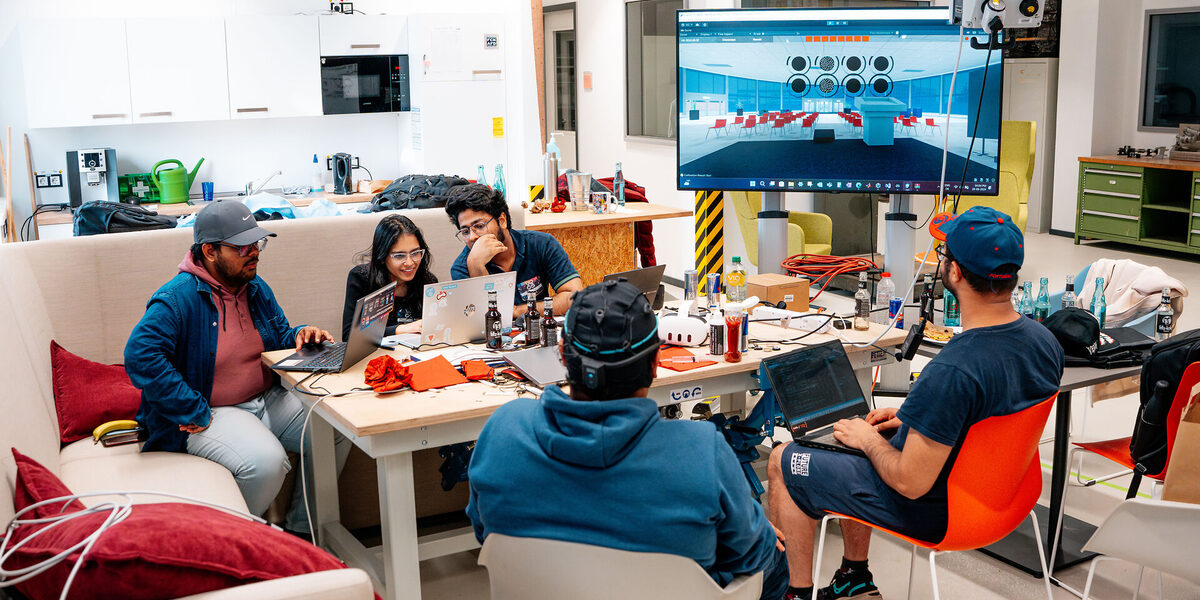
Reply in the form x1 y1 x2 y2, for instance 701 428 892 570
22 19 133 128
225 16 321 120
318 15 407 55
408 14 505 83
126 17 230 124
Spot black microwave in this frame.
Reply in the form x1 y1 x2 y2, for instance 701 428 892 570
320 55 411 114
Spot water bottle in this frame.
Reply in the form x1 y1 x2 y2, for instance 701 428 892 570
1019 281 1034 319
854 273 871 331
1061 274 1078 310
875 272 895 324
614 162 626 206
1155 288 1173 342
476 165 488 187
493 164 506 196
726 257 747 303
1090 277 1107 329
1033 277 1050 322
943 288 960 327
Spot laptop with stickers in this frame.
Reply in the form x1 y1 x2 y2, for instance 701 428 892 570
394 272 518 348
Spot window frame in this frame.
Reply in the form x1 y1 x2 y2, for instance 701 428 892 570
1138 8 1200 133
626 0 685 141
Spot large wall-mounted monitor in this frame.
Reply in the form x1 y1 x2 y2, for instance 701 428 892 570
677 8 1002 195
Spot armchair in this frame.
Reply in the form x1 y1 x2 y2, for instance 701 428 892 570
728 191 832 268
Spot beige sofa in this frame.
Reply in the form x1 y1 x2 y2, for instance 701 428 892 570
0 205 503 598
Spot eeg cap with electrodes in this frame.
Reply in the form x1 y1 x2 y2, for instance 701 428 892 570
561 280 659 392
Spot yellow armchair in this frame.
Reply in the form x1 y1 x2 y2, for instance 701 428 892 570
943 120 1036 231
728 191 833 268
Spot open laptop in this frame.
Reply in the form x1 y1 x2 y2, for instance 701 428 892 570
271 281 396 373
760 340 895 458
503 344 568 387
603 265 666 307
393 272 517 348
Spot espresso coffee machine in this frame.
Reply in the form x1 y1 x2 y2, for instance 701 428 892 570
66 148 118 208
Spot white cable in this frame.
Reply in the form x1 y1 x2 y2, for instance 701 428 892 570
294 380 375 543
0 491 270 599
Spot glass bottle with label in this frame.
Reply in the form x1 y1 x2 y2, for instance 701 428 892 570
1033 277 1050 322
541 297 558 347
943 288 960 327
1061 274 1078 310
1090 277 1107 329
1155 288 1173 342
485 291 502 350
726 257 748 303
854 272 871 331
614 162 626 206
524 292 541 346
1019 281 1034 319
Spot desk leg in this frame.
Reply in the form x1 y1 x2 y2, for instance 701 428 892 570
378 452 421 600
1046 390 1071 567
310 416 341 548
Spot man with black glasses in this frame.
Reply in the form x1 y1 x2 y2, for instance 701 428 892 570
125 200 349 538
445 183 582 316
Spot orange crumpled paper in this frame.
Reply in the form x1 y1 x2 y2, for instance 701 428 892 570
364 355 412 392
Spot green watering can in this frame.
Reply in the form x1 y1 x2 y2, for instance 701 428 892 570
150 158 204 204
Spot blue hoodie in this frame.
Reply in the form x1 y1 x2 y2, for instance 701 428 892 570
466 385 780 588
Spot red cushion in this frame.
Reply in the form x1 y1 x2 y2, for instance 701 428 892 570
50 340 142 443
8 449 356 600
11 448 86 519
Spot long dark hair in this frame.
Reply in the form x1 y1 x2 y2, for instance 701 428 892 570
355 215 436 304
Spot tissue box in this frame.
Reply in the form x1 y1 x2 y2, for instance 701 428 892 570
747 273 810 312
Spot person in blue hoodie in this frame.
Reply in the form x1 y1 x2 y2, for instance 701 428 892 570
467 280 789 599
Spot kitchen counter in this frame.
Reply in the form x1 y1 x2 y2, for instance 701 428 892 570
34 190 377 226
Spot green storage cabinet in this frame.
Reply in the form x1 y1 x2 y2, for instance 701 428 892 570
1075 157 1200 255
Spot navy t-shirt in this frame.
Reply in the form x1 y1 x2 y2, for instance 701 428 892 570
451 228 580 305
892 315 1064 504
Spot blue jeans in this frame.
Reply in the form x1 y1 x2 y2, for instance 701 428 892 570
186 385 351 532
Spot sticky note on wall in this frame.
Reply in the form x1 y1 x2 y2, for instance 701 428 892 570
492 117 504 138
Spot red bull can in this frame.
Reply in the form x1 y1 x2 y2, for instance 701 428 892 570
889 297 904 329
706 273 721 309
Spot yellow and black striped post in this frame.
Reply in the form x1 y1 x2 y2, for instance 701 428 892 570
694 190 724 293
529 185 545 202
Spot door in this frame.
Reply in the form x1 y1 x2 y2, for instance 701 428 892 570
127 17 230 124
544 8 577 170
22 18 133 128
225 16 322 120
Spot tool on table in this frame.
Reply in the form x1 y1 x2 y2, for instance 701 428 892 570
150 157 204 204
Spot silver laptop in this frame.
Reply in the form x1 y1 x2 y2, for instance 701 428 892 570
504 344 568 387
603 265 666 306
272 282 396 373
395 272 517 348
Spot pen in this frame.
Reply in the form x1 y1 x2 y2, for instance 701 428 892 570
661 356 717 363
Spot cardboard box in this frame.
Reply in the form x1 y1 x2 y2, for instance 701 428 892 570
747 273 810 312
1163 400 1200 505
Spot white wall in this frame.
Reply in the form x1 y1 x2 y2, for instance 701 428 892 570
0 0 542 237
1050 0 1200 233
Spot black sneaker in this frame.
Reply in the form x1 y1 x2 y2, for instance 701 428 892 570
816 567 881 600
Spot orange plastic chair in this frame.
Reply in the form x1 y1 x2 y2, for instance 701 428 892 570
738 115 758 137
813 395 1058 600
705 118 728 140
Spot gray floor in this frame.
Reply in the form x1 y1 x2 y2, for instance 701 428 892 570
415 232 1199 600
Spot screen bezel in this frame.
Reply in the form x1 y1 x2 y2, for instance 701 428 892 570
675 7 1004 196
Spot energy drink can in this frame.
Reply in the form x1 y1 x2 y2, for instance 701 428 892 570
740 309 749 352
706 273 721 309
889 297 904 329
686 270 700 312
709 319 725 355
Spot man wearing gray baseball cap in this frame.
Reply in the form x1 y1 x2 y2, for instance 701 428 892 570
125 200 349 537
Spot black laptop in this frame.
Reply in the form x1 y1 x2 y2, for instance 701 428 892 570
271 282 395 373
603 265 666 307
761 340 895 458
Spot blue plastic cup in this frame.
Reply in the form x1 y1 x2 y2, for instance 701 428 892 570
201 181 214 202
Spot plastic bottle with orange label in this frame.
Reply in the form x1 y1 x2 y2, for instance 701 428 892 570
726 256 747 303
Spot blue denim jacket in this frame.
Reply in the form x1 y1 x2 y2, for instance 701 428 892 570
124 272 303 453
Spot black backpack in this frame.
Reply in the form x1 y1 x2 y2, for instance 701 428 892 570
370 174 470 212
1130 328 1200 476
73 201 179 236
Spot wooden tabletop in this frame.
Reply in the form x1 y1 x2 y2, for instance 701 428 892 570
524 202 692 231
1080 155 1200 172
35 190 377 226
264 319 904 438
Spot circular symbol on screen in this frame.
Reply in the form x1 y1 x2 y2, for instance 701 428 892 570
789 56 808 72
871 56 893 74
818 56 837 72
868 75 894 96
816 75 838 97
787 74 811 96
844 56 864 73
842 75 865 96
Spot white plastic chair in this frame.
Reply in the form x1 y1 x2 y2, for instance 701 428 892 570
1081 498 1200 600
478 533 765 600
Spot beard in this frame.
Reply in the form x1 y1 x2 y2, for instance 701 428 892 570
496 226 507 245
214 253 256 287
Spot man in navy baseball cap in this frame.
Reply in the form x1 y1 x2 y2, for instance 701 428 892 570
768 206 1064 600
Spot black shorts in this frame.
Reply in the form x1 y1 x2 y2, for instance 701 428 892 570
778 443 947 543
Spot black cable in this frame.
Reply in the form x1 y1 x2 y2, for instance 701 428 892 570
951 41 996 216
358 165 374 180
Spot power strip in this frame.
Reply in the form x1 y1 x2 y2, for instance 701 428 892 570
751 306 832 334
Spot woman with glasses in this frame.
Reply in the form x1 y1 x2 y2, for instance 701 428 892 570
342 214 437 341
